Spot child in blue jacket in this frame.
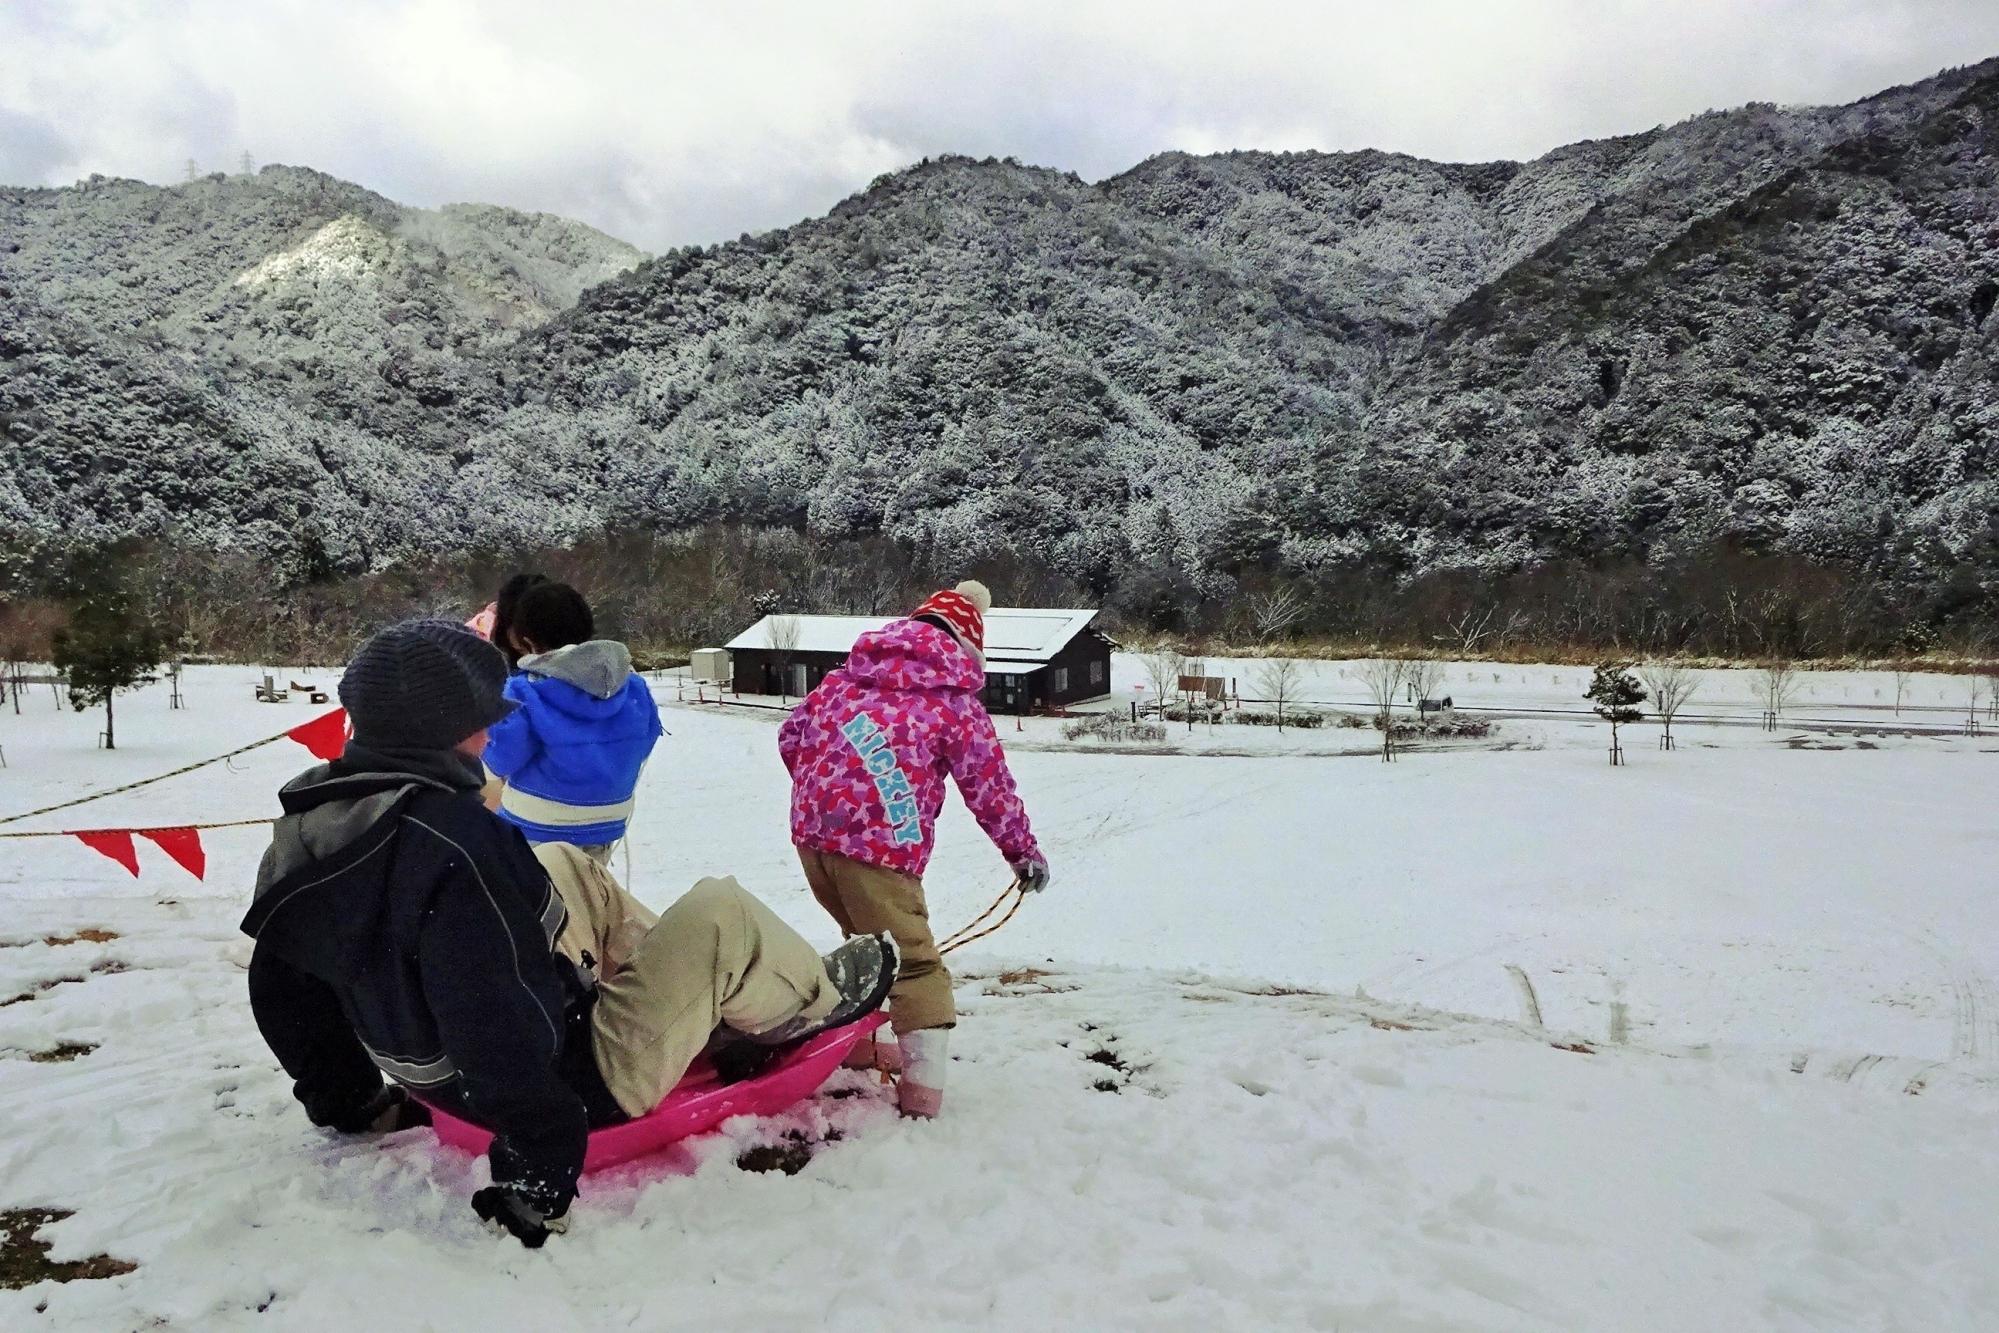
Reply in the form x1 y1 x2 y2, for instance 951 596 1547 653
484 582 662 862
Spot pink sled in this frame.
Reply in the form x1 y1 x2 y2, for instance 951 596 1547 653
428 1013 886 1174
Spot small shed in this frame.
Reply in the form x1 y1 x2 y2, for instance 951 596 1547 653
689 648 731 685
725 609 1116 713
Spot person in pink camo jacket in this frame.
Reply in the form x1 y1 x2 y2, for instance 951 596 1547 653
778 580 1048 1117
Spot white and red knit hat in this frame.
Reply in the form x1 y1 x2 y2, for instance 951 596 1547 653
910 580 993 659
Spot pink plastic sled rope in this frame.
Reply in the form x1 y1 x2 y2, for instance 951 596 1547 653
428 1013 886 1174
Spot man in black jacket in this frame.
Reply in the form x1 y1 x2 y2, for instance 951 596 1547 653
243 619 894 1247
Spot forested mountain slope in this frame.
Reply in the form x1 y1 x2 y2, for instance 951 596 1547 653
1 167 642 572
2 61 1993 629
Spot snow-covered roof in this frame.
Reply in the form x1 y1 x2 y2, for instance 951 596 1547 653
725 609 1102 672
725 615 887 655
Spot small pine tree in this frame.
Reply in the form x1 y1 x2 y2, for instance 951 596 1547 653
1585 663 1647 766
50 552 163 751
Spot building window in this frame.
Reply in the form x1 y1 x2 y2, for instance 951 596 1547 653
1089 659 1105 686
1053 667 1070 694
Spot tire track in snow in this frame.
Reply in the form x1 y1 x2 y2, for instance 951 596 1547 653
1871 921 1999 1067
1949 964 1999 1065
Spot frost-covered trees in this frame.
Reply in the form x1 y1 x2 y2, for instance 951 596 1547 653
6 62 1999 636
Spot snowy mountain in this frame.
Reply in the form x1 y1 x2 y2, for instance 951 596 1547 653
0 167 643 571
3 62 1995 607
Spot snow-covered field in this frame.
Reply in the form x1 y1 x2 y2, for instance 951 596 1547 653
3 664 1997 1329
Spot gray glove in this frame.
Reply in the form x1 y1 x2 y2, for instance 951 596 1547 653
1011 855 1051 894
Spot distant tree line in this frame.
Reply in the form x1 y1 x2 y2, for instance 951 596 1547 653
1 527 1991 670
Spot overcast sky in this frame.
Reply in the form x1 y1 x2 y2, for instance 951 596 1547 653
3 1 1996 252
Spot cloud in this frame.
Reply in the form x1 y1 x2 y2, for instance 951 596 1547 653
0 105 75 183
2 0 1996 250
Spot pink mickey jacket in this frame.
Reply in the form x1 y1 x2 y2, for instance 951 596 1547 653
778 618 1041 879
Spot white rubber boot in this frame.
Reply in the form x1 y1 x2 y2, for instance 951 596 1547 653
897 1028 949 1118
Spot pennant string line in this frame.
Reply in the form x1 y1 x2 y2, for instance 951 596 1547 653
0 817 275 840
0 711 345 827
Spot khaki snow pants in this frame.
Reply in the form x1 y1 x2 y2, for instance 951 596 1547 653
534 843 839 1118
798 848 954 1033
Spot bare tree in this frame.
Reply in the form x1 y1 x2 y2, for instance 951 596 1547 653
855 563 907 616
1753 660 1801 729
1640 662 1701 751
1968 673 1990 735
0 636 21 717
1890 667 1911 716
1256 657 1303 733
0 597 62 716
766 614 802 702
1402 658 1444 709
1360 658 1408 762
1247 586 1308 644
1143 646 1186 717
1442 604 1527 657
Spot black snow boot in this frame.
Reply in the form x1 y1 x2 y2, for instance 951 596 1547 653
745 932 900 1048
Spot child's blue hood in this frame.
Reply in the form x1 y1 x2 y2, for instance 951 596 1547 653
518 641 635 712
487 640 660 844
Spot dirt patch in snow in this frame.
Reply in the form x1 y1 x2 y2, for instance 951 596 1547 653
735 1128 843 1176
0 1208 136 1289
44 929 120 947
24 1042 97 1064
0 959 130 1007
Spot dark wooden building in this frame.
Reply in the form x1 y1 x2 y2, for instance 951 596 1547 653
723 609 1116 712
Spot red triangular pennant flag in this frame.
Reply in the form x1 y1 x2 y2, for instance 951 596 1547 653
287 708 349 761
138 827 207 881
75 829 140 877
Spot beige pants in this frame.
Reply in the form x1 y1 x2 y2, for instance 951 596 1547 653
535 844 839 1118
541 839 613 866
798 848 954 1033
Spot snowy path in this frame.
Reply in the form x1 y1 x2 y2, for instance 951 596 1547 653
2 670 1997 1327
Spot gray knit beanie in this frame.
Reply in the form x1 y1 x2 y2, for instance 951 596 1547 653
338 618 515 750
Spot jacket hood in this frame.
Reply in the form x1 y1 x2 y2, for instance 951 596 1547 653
519 641 633 701
844 619 984 695
256 744 483 895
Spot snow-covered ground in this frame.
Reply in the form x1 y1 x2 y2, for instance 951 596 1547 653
3 665 1997 1329
1128 654 1992 722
